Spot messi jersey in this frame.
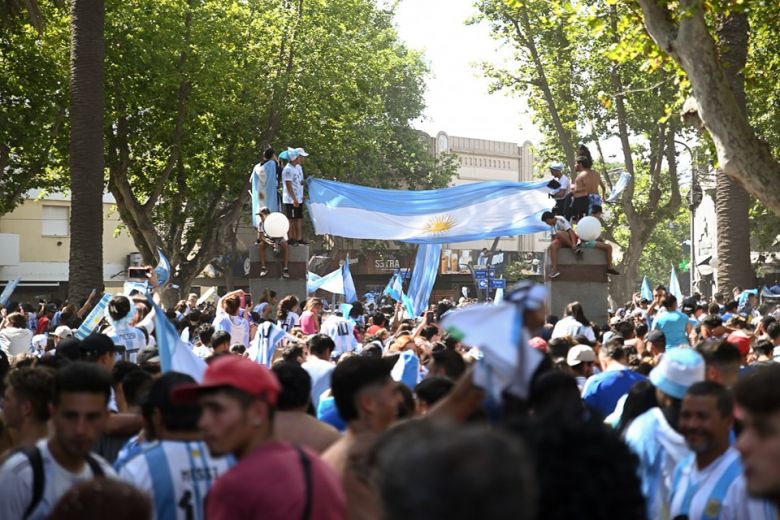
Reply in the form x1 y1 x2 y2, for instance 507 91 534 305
118 440 234 520
320 317 357 356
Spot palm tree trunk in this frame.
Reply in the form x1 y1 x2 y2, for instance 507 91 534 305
67 0 105 302
715 12 754 294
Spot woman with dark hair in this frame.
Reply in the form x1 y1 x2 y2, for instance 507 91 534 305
568 144 606 222
277 295 300 332
103 295 148 363
253 289 277 321
614 380 658 437
551 302 596 342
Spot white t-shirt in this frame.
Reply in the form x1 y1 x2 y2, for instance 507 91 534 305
551 215 572 233
281 164 304 204
554 175 571 199
320 316 358 356
0 439 116 520
302 356 335 411
118 439 233 520
212 314 250 347
669 447 771 520
551 315 595 342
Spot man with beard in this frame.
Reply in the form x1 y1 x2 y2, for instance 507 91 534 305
670 381 767 518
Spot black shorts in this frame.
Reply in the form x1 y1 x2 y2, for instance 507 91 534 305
568 196 589 222
284 203 304 220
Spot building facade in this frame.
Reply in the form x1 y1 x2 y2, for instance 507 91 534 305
0 191 137 301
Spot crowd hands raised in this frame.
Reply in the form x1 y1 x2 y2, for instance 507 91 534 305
0 276 779 519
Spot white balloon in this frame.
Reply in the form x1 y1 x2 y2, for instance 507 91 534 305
264 212 290 238
576 216 602 241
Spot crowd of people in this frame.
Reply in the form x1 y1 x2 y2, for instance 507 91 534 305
1 273 780 519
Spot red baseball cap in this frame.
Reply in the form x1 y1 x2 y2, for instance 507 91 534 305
172 355 282 406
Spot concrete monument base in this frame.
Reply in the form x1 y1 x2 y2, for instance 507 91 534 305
546 248 609 327
247 242 308 301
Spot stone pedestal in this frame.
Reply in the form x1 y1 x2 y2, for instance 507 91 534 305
546 248 609 326
248 243 308 301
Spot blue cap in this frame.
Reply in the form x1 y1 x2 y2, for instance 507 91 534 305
649 347 705 399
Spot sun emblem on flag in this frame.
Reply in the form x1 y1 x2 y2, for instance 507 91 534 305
422 215 456 234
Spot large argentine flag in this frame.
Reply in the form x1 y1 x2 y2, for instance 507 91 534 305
308 178 552 243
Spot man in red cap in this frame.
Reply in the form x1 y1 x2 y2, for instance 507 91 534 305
173 355 346 520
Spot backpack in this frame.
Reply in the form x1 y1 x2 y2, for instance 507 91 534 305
18 445 104 519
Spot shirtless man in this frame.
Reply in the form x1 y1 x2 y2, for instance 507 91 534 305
569 145 606 222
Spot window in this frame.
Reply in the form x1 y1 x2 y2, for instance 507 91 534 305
42 205 69 237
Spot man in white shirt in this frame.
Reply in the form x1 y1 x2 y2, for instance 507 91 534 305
549 161 571 216
301 334 336 411
670 381 763 519
0 362 117 520
118 372 233 520
281 147 309 245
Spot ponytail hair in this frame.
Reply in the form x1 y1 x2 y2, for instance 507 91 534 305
576 144 593 169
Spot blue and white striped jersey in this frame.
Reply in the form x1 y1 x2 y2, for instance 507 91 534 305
118 440 234 520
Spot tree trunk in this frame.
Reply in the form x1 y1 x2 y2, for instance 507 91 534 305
67 0 105 303
715 12 754 293
637 0 780 217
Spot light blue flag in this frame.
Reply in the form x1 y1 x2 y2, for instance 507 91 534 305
74 293 112 340
383 273 403 301
308 178 552 244
151 300 207 382
669 265 683 302
307 268 345 294
406 244 442 317
391 350 421 389
154 248 171 287
641 276 653 301
251 165 263 228
400 292 415 318
493 287 504 304
606 171 632 203
340 303 353 321
441 293 544 400
249 321 294 367
343 255 358 303
0 275 22 307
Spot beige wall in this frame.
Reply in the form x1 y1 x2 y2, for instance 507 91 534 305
0 193 137 283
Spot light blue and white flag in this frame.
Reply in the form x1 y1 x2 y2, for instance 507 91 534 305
307 268 345 295
606 171 632 203
493 287 504 304
340 303 354 321
151 300 207 382
75 293 112 340
0 275 22 307
442 301 543 400
154 247 171 287
406 244 442 317
383 273 403 301
669 265 683 302
308 178 551 244
641 276 653 301
391 350 421 389
343 255 358 303
248 321 296 367
251 164 263 228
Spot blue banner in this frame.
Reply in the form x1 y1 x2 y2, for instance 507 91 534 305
641 276 653 301
154 247 171 287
